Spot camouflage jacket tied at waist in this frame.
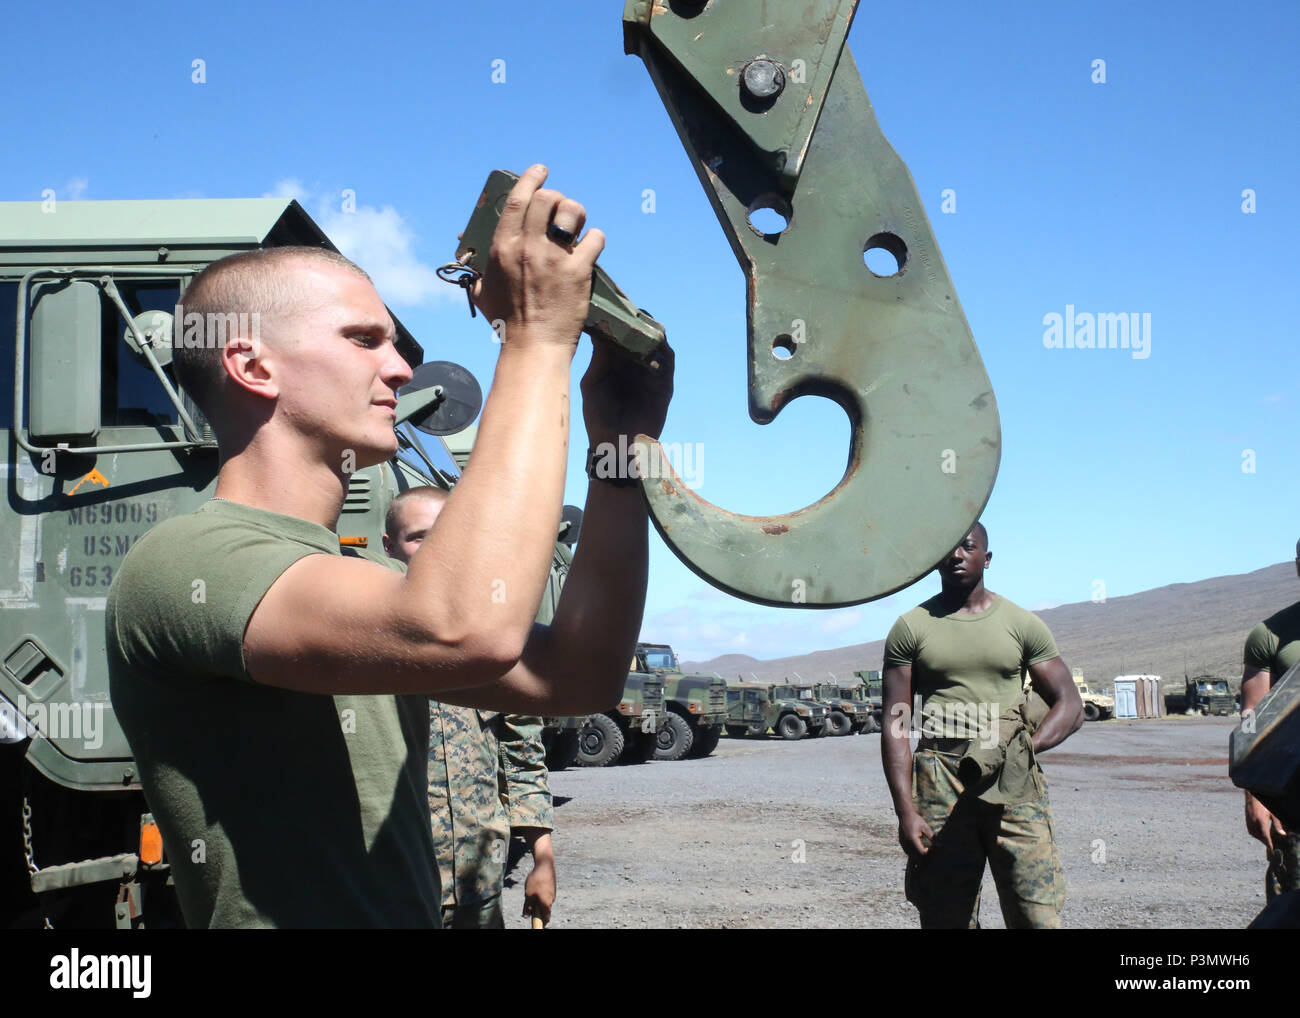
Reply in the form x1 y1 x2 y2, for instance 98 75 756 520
427 703 554 907
924 703 1044 806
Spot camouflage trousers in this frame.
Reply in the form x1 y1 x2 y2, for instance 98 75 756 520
1265 831 1300 902
440 895 505 930
906 747 1065 929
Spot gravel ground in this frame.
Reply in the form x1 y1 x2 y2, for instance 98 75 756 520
500 716 1266 929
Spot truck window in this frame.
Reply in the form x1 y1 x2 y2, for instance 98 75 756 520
101 282 182 427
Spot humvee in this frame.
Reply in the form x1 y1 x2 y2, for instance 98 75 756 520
1073 672 1115 722
724 681 826 740
812 681 872 736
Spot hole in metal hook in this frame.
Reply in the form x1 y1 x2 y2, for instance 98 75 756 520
747 195 791 238
771 334 796 360
863 232 907 277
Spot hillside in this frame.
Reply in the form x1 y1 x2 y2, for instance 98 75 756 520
682 562 1298 692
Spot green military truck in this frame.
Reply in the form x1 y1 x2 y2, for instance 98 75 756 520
632 643 725 761
540 716 585 771
724 681 827 740
1183 675 1236 717
574 668 667 767
852 669 885 728
814 680 877 735
0 198 484 927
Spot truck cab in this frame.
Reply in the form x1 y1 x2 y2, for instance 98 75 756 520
635 642 726 761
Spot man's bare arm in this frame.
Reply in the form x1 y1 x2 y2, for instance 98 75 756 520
1026 656 1084 752
1241 664 1284 849
243 167 600 696
882 662 933 856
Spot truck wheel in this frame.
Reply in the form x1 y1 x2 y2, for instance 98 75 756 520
827 711 853 737
746 723 768 738
859 714 881 734
621 730 657 765
777 715 807 741
1083 703 1101 723
577 714 625 767
545 730 581 771
654 712 694 761
807 721 828 738
725 725 749 739
687 725 722 759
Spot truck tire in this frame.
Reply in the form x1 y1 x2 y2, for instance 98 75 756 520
827 711 854 737
725 725 749 739
654 712 694 761
621 730 657 765
688 725 722 759
545 729 581 771
747 722 768 738
1083 703 1101 722
807 721 828 738
860 714 881 734
577 714 625 767
777 714 807 741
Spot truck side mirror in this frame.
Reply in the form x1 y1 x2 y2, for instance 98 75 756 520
28 279 101 442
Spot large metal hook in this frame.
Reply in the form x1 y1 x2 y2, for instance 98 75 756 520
622 0 1001 607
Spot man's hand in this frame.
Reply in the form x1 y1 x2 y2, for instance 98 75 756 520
521 831 556 926
471 164 605 350
1246 792 1285 852
898 808 935 858
581 335 675 451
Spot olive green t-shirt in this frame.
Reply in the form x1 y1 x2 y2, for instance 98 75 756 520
1243 600 1300 681
106 498 441 928
884 594 1059 738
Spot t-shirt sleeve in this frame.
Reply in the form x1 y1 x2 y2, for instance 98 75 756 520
110 520 326 683
497 715 554 832
1243 622 1278 673
1019 612 1060 667
883 615 917 668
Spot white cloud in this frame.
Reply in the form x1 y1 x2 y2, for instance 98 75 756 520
264 179 453 308
64 177 88 200
818 608 865 635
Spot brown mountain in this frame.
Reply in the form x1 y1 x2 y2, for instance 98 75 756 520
681 562 1298 692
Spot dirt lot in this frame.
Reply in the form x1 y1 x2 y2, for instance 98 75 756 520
500 716 1266 928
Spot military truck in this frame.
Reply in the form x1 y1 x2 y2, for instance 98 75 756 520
0 198 488 927
574 669 667 767
628 643 725 761
825 679 881 734
812 681 873 736
1072 672 1115 722
724 681 827 740
852 669 885 727
1183 675 1236 717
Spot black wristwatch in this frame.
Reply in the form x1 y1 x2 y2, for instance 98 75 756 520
585 447 641 487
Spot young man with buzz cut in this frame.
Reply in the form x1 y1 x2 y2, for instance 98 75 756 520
881 522 1084 929
106 166 673 928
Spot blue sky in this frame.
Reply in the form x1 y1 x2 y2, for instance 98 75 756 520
6 0 1297 663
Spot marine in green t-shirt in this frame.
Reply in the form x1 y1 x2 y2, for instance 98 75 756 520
1239 539 1300 902
881 522 1083 929
106 167 675 927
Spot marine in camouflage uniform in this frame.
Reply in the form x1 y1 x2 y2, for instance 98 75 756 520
386 487 561 929
1240 539 1300 903
427 705 554 929
881 522 1084 929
